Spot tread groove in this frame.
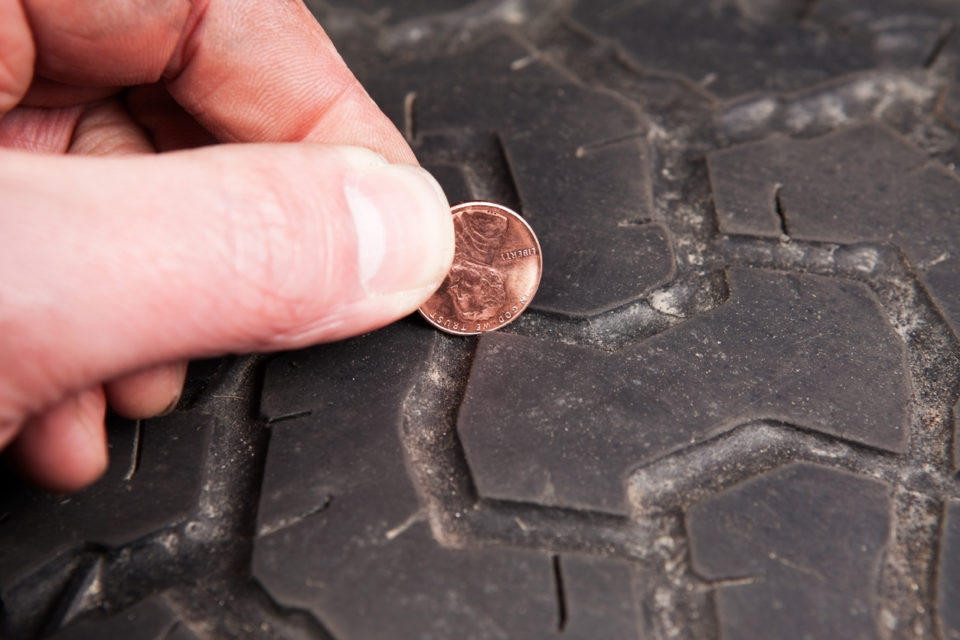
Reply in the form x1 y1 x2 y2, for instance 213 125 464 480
924 21 955 69
773 184 790 238
403 91 417 143
552 554 568 632
122 420 143 482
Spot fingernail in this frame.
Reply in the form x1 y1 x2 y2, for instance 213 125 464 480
158 391 181 416
344 164 453 296
158 361 188 416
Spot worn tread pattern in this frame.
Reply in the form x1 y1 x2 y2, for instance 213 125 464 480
687 463 891 639
4 1 960 638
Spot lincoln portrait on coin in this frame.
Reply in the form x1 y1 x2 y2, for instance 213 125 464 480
447 263 506 321
418 201 542 335
446 209 509 321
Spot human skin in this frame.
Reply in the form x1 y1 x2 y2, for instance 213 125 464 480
0 0 455 491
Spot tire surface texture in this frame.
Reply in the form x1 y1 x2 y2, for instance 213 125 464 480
4 1 960 638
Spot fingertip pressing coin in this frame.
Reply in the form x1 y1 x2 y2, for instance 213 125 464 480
419 201 542 336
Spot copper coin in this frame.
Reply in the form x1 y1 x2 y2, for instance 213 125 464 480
419 201 542 335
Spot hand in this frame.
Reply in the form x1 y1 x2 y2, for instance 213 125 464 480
0 1 454 492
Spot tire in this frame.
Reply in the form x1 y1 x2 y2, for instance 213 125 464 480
4 1 960 638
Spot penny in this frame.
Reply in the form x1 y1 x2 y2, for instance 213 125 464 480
419 201 542 336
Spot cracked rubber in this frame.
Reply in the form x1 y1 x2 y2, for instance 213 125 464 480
4 1 960 638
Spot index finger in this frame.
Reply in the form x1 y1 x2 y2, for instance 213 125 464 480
18 0 415 162
165 1 415 162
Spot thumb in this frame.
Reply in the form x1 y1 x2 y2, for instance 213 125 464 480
0 144 453 424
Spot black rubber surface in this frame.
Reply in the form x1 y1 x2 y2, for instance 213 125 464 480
4 1 960 638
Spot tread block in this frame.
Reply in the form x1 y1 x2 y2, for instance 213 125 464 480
258 320 431 422
809 0 956 63
257 322 431 544
939 501 960 639
708 124 960 332
256 514 562 639
571 0 936 99
0 414 213 598
423 163 474 206
255 323 603 638
365 37 675 316
458 268 909 514
558 555 640 639
48 596 197 640
686 463 890 639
